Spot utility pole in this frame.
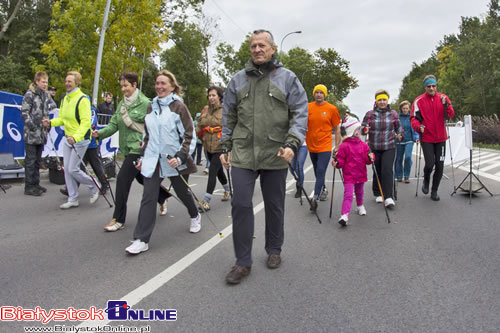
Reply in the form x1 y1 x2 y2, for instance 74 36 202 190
91 0 111 107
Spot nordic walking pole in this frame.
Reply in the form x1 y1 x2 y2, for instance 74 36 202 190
329 160 337 219
288 163 322 224
226 164 233 198
414 141 419 178
415 139 423 197
443 98 456 191
168 155 223 237
70 143 113 208
371 160 391 224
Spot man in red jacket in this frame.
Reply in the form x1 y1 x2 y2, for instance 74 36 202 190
410 75 455 201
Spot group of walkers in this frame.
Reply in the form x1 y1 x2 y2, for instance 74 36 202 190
20 29 454 286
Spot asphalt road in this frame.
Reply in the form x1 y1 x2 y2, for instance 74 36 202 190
1 154 499 333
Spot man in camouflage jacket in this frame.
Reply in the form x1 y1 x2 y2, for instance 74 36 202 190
21 71 57 196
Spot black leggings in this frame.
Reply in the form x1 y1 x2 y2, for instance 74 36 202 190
421 141 446 192
372 149 395 199
206 152 227 194
113 154 171 224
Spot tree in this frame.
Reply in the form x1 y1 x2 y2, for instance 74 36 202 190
160 21 210 115
396 1 499 118
215 35 251 85
0 0 23 40
311 48 358 102
39 0 166 102
215 41 358 108
140 58 159 100
0 0 54 94
396 57 439 107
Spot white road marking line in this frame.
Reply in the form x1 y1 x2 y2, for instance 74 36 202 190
79 164 313 327
475 160 500 172
471 155 500 166
457 166 500 183
472 152 496 160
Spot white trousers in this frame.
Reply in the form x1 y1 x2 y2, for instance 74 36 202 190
62 138 98 202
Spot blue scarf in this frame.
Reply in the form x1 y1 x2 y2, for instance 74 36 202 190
152 93 183 114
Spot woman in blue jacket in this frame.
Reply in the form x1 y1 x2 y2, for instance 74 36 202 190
395 101 419 183
126 70 200 255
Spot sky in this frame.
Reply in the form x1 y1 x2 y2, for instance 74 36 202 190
201 0 491 118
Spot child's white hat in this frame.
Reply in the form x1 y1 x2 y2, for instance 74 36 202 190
342 115 361 137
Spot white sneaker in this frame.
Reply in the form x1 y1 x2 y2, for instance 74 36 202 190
104 218 124 232
159 201 168 216
60 201 79 209
89 190 99 204
357 205 367 216
375 196 383 203
338 214 349 227
385 198 395 208
189 213 201 233
125 239 149 255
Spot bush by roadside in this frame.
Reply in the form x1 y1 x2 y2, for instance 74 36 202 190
472 115 500 146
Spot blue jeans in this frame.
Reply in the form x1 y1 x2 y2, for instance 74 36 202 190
395 142 414 179
291 145 308 186
309 151 331 198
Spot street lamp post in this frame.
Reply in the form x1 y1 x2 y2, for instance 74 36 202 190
91 0 112 107
279 30 302 64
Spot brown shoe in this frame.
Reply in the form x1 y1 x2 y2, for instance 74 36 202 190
404 177 410 183
396 178 403 182
267 253 281 269
225 265 251 284
221 191 230 201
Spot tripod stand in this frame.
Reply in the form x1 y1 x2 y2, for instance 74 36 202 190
451 149 493 204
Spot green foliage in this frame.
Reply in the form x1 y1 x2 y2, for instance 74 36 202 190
396 57 439 107
0 0 54 94
160 21 210 116
140 58 159 100
396 0 499 118
40 0 167 103
215 35 251 85
215 40 358 109
0 55 28 94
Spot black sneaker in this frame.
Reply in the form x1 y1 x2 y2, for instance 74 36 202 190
310 198 318 211
294 185 301 198
422 179 429 195
431 192 440 201
25 187 42 196
60 187 68 196
36 185 47 193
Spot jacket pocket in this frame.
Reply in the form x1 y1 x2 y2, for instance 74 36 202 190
231 130 250 165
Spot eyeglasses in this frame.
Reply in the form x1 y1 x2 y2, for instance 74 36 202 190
426 85 437 88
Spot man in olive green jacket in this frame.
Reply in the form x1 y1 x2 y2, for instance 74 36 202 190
221 29 308 284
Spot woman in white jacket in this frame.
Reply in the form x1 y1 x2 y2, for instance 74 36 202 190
126 70 200 255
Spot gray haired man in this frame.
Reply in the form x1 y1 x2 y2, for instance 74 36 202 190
220 29 308 284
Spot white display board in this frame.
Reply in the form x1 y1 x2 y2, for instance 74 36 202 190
464 115 473 150
445 126 469 166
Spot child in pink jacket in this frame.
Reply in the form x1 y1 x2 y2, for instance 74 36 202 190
332 116 374 226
